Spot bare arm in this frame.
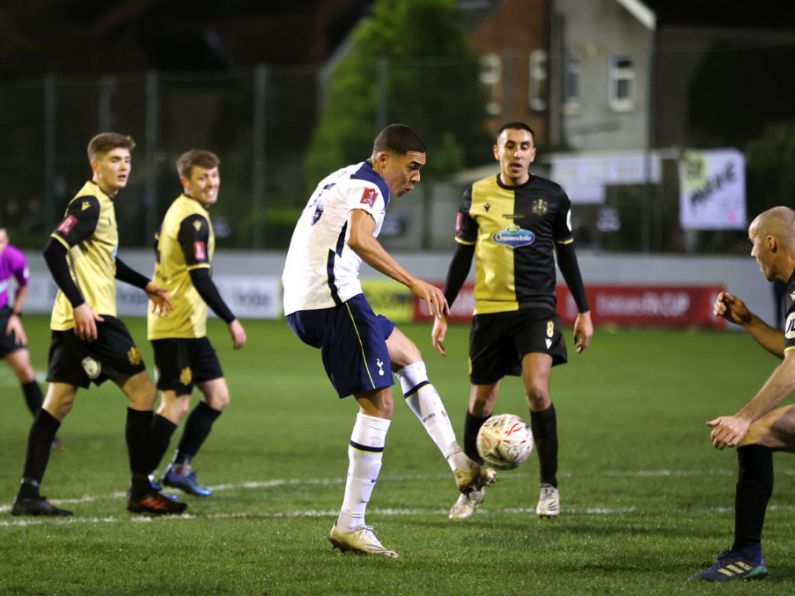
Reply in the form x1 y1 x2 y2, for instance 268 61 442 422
5 284 28 343
714 291 784 357
708 350 795 448
12 281 27 314
346 209 448 318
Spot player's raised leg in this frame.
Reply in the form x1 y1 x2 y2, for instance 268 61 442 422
387 326 495 519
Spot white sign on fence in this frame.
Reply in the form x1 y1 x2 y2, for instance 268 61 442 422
679 149 746 230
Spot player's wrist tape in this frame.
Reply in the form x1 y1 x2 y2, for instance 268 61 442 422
11 310 22 318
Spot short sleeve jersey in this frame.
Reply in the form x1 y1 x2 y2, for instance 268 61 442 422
784 272 795 352
148 194 214 340
282 161 390 315
456 174 573 316
50 181 119 330
0 244 29 310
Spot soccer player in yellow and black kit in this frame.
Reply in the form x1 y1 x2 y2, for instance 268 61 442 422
434 122 593 519
11 132 188 516
148 150 246 497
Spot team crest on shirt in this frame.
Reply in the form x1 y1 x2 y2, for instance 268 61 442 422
492 226 535 248
180 367 193 385
127 346 142 366
531 198 548 215
360 187 378 207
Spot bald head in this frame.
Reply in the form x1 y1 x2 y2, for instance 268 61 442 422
750 206 795 249
748 206 795 282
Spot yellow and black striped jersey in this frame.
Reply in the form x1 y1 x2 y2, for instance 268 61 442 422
148 194 215 339
456 174 573 315
50 181 118 330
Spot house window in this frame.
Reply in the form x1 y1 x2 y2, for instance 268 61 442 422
529 49 547 111
563 50 580 112
480 52 502 116
609 54 635 112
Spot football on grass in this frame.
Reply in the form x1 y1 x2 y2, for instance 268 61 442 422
476 414 534 470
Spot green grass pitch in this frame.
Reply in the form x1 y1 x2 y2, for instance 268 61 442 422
1 316 794 593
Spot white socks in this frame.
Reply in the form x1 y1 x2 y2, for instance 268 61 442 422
396 361 469 472
337 413 390 533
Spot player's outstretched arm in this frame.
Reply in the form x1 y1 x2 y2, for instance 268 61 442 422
347 209 448 318
714 291 784 357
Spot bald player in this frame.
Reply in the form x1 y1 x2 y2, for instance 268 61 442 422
691 206 795 582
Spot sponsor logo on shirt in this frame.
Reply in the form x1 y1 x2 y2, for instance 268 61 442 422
194 242 207 261
492 226 535 248
455 213 464 234
360 187 378 207
57 215 77 235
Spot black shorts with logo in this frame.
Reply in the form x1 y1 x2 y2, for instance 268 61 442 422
46 316 147 388
0 306 26 357
151 337 223 395
469 309 567 385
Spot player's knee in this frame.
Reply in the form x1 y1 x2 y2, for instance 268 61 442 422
357 390 394 419
525 384 550 409
46 399 74 421
204 392 230 411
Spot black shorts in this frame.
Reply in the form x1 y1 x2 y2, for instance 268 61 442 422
46 316 147 388
469 309 567 385
0 306 26 357
151 337 223 395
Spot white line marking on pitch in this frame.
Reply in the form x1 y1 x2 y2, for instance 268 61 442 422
0 505 647 528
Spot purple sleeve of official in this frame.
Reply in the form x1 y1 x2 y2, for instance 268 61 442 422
7 245 29 286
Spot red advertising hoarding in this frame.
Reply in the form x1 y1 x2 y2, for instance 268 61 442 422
414 284 725 329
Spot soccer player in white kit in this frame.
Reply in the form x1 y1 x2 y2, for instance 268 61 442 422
282 124 495 558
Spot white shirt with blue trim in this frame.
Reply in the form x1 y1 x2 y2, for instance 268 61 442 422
282 161 389 315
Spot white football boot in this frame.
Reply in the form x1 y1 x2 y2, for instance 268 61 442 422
329 524 399 558
448 463 497 520
536 483 560 518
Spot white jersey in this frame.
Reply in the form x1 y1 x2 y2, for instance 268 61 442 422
282 161 390 315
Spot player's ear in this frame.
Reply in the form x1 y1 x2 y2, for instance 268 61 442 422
492 144 500 161
375 150 390 165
